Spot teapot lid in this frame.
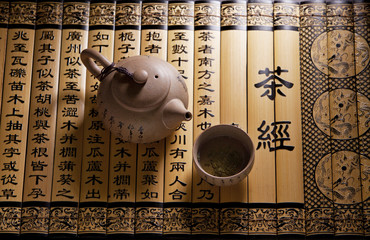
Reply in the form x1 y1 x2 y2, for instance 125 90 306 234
110 56 171 111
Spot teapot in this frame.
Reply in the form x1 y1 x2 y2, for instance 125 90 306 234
81 48 192 143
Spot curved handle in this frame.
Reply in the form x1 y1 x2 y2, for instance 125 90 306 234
81 48 112 78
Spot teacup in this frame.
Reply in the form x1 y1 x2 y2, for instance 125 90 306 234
193 124 255 186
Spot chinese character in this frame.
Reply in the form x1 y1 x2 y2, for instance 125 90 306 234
113 175 130 185
141 189 158 199
10 68 26 78
86 147 104 157
145 31 162 41
144 44 162 53
59 147 77 157
170 162 186 172
39 31 54 40
29 174 46 185
197 108 214 118
114 189 130 200
39 43 55 53
35 80 53 90
9 81 25 90
169 189 187 200
85 175 103 185
173 32 188 41
86 189 100 199
66 31 82 41
141 161 158 172
57 174 75 185
87 161 103 172
93 32 109 41
2 161 19 171
31 161 48 171
255 66 293 100
114 148 132 159
5 120 23 131
118 32 135 41
141 174 158 185
113 161 131 172
58 161 76 171
27 188 45 198
142 147 159 158
13 31 29 40
56 188 73 199
256 120 294 151
2 148 20 158
169 148 187 159
0 189 17 199
198 32 214 41
118 44 135 53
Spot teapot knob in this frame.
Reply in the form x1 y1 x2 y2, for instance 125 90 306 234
133 69 148 84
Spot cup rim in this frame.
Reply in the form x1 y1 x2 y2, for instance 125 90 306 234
193 124 255 181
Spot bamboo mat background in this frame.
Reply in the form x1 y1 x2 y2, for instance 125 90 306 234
0 0 368 239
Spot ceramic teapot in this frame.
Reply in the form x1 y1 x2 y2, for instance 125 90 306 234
81 48 192 143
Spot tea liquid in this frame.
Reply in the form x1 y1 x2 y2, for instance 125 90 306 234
198 136 248 177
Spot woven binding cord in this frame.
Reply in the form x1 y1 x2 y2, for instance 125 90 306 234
98 62 134 82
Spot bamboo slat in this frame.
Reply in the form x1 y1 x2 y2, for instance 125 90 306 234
49 0 89 236
273 0 305 235
135 0 168 235
247 0 276 235
78 1 115 236
164 0 194 235
192 0 221 235
21 1 63 236
219 0 248 236
0 0 36 235
107 0 141 236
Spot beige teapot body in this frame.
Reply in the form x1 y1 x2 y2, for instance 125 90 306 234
81 48 192 143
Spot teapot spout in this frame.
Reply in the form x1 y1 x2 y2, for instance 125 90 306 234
163 99 192 130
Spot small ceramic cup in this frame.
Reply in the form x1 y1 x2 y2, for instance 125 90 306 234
193 125 255 186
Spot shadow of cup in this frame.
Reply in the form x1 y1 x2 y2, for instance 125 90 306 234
193 124 255 186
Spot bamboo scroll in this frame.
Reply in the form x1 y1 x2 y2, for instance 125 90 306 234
164 0 194 235
78 0 115 236
354 0 370 236
135 0 168 235
326 1 363 236
0 0 367 237
219 0 248 236
192 0 221 235
0 0 9 118
49 0 89 236
247 0 276 235
0 0 36 235
300 0 334 235
107 0 141 236
21 1 63 236
273 0 305 235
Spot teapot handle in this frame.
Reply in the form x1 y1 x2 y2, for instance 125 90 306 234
81 48 112 79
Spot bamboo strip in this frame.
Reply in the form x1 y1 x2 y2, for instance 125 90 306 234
107 0 141 236
192 0 221 235
164 0 194 235
273 0 305 235
219 0 248 236
0 0 36 235
326 1 364 236
353 0 370 236
20 1 63 236
49 0 89 236
135 0 168 235
300 0 335 235
246 0 276 235
77 1 115 236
